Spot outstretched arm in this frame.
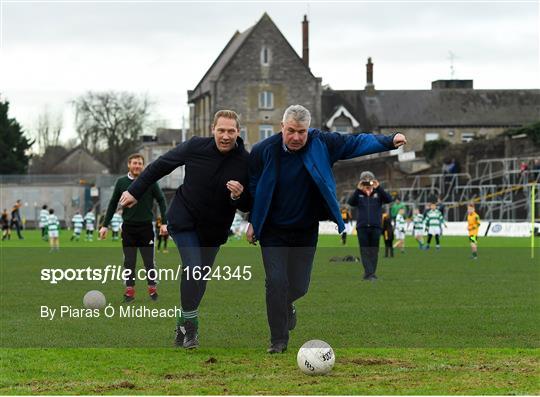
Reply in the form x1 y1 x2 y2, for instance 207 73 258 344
128 139 191 201
322 131 406 164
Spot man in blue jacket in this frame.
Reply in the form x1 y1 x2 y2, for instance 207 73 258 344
247 105 406 353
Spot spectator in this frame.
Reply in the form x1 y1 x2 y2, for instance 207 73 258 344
348 171 393 280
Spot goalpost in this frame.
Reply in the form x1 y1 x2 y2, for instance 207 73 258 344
532 183 536 260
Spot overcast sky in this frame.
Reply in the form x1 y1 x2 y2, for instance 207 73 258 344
1 0 538 145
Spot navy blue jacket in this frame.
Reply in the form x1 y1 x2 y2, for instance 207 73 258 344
347 187 393 229
249 129 397 238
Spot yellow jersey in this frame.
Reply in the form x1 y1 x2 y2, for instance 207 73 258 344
467 211 480 236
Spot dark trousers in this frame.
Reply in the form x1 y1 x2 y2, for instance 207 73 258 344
357 227 381 278
169 228 220 312
260 224 318 344
11 221 22 239
384 239 394 257
157 234 168 250
121 223 156 287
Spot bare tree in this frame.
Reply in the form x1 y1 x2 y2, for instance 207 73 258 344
35 109 63 154
74 91 151 173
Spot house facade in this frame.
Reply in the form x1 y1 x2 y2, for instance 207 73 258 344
188 13 322 147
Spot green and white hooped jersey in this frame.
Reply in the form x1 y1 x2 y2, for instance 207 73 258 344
395 214 406 231
413 213 425 230
425 210 444 227
111 213 122 231
39 210 49 227
84 212 95 227
48 215 60 231
72 214 84 230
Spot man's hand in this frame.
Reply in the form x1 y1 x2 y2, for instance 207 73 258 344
372 179 380 189
98 226 108 240
160 224 168 236
246 223 257 245
226 180 244 200
393 133 407 148
119 191 137 208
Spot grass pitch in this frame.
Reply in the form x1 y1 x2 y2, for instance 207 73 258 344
1 230 539 394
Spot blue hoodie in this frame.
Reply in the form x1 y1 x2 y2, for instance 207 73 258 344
248 129 397 238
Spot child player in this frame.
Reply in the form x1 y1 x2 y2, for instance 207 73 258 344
382 210 394 257
412 207 425 249
48 208 60 252
71 210 84 241
425 202 446 250
84 209 96 241
467 203 480 260
340 205 353 245
39 204 49 241
110 210 123 241
393 207 406 253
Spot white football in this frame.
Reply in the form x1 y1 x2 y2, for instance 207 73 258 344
297 339 335 375
83 290 106 309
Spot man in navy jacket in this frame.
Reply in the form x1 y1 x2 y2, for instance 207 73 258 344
247 105 406 353
348 171 393 280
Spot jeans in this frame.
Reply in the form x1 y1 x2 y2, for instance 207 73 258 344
357 227 381 278
168 227 220 312
259 224 318 344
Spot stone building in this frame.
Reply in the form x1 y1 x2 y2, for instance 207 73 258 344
188 13 540 151
322 60 540 152
188 13 322 147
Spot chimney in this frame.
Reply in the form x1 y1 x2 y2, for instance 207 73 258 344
365 57 375 94
302 14 309 67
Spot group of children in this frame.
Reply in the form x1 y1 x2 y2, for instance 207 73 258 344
342 201 481 260
36 205 171 254
37 206 120 251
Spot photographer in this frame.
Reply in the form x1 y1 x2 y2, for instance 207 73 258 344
347 172 393 280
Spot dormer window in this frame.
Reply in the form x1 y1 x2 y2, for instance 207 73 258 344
260 46 271 66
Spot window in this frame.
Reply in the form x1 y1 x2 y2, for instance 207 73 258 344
259 91 274 109
425 132 440 142
259 125 273 141
240 127 248 143
260 46 271 66
461 132 475 143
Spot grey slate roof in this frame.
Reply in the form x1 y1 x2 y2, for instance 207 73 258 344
323 88 540 129
188 26 254 101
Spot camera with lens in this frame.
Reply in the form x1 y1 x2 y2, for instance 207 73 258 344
361 180 374 187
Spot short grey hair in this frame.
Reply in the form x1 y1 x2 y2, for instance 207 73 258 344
282 104 311 126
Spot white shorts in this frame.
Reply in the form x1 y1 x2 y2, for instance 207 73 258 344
344 223 353 235
39 222 46 228
414 229 425 237
48 230 59 238
112 227 120 233
395 229 405 240
86 225 94 231
73 228 82 234
428 226 441 236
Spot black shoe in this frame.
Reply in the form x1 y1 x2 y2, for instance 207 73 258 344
267 342 287 354
174 325 185 347
288 304 297 331
123 295 135 303
183 320 199 349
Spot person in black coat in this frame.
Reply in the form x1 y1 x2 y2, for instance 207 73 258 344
347 171 393 280
119 110 251 350
381 209 394 258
